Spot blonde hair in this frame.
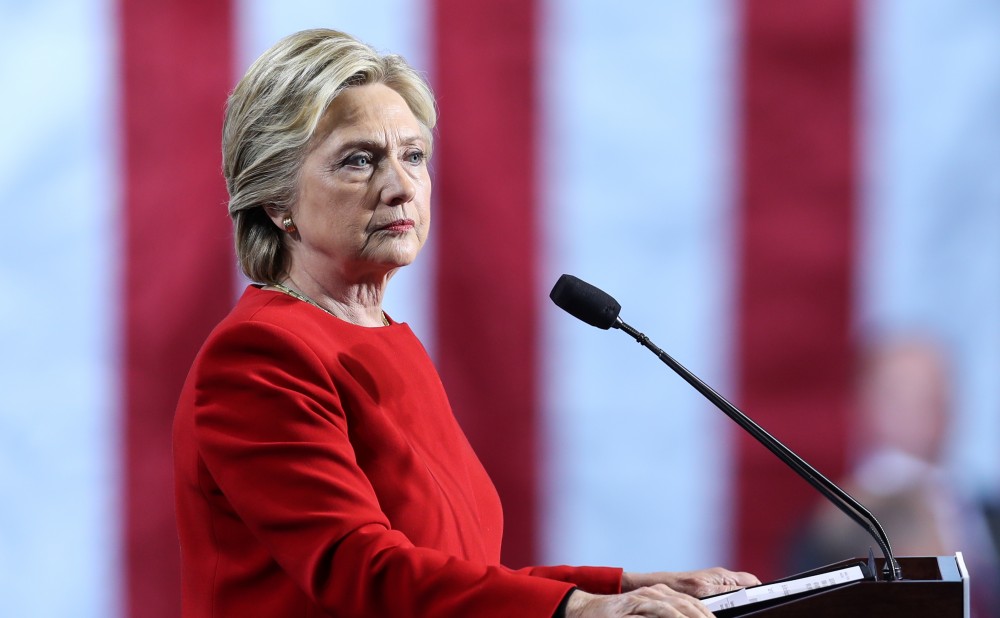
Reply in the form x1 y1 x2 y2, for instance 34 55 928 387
223 28 437 283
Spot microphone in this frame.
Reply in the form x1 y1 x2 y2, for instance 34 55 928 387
549 274 621 329
549 273 902 581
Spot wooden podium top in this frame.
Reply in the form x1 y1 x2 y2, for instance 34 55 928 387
714 554 968 618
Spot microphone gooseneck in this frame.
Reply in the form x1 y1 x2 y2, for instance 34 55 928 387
549 274 902 581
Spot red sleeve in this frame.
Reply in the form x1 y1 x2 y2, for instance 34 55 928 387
521 565 623 595
189 320 579 617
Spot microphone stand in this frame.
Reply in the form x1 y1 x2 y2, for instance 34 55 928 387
612 317 903 581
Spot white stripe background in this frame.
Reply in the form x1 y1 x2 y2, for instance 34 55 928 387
1 1 121 616
2 1 999 616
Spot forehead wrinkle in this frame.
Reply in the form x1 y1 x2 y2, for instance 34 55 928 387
311 87 429 155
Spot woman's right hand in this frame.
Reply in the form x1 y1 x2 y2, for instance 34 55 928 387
564 587 714 618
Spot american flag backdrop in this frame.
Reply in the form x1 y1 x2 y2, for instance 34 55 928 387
3 1 1000 616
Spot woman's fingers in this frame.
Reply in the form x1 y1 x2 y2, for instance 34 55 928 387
566 586 715 618
623 567 762 598
633 585 715 617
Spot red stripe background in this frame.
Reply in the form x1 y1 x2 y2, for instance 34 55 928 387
121 1 235 615
432 0 541 569
735 0 856 579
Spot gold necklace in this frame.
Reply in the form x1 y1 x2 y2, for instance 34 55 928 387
270 283 389 326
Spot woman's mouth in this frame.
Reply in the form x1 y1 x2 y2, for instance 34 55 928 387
378 218 415 233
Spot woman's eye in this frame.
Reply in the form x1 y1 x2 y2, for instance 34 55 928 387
345 153 372 168
405 151 425 165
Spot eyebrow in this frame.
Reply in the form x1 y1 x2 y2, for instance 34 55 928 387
334 134 428 153
331 139 380 155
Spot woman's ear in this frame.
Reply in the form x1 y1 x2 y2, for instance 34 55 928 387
263 204 286 229
263 205 298 235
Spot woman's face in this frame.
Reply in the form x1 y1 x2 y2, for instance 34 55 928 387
285 83 432 282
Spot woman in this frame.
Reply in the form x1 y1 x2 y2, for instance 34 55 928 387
173 28 757 617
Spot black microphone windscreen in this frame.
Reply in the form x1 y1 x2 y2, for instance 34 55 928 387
549 274 621 330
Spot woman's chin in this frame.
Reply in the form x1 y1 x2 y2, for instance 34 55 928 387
378 238 423 267
363 247 421 272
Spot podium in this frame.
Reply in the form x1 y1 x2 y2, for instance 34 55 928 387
715 554 969 617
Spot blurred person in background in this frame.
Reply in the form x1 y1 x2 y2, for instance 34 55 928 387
789 334 1000 615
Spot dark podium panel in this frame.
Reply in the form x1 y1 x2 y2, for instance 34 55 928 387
716 555 968 618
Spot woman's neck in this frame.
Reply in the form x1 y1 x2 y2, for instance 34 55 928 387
280 267 392 327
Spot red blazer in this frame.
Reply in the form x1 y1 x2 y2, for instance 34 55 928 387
173 286 622 617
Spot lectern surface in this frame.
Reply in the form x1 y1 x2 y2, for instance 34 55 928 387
712 555 967 618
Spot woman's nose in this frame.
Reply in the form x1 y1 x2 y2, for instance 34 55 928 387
380 157 417 206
